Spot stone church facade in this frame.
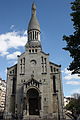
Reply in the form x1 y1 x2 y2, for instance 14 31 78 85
5 3 64 120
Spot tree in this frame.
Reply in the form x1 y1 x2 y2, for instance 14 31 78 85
65 94 80 120
63 0 80 74
72 93 80 99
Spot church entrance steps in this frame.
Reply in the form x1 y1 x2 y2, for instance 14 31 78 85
23 115 57 120
23 118 57 120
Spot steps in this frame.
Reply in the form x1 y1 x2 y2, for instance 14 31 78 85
23 115 57 120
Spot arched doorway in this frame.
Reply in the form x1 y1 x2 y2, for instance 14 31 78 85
27 88 40 115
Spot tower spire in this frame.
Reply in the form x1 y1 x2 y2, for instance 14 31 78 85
28 2 40 32
25 3 42 51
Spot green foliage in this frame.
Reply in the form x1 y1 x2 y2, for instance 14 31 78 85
65 95 80 120
63 0 80 74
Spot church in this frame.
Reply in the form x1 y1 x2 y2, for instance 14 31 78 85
5 3 64 120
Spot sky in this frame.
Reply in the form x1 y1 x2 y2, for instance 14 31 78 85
0 0 80 97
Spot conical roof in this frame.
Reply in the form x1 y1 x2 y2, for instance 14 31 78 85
28 3 40 31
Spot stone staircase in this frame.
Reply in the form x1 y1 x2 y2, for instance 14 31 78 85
23 115 57 120
23 118 56 120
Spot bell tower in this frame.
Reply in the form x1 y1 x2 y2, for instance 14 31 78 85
25 3 42 53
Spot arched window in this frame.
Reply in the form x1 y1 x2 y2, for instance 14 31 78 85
37 32 38 39
53 75 56 93
33 31 34 40
35 31 36 40
50 66 53 72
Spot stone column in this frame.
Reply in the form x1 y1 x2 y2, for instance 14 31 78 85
27 98 29 116
31 32 33 40
38 32 40 41
23 97 26 116
39 92 43 117
34 30 35 40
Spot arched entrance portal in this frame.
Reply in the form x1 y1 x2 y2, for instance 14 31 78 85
27 88 40 115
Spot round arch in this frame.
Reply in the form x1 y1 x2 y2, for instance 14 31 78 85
26 86 41 95
26 88 41 115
